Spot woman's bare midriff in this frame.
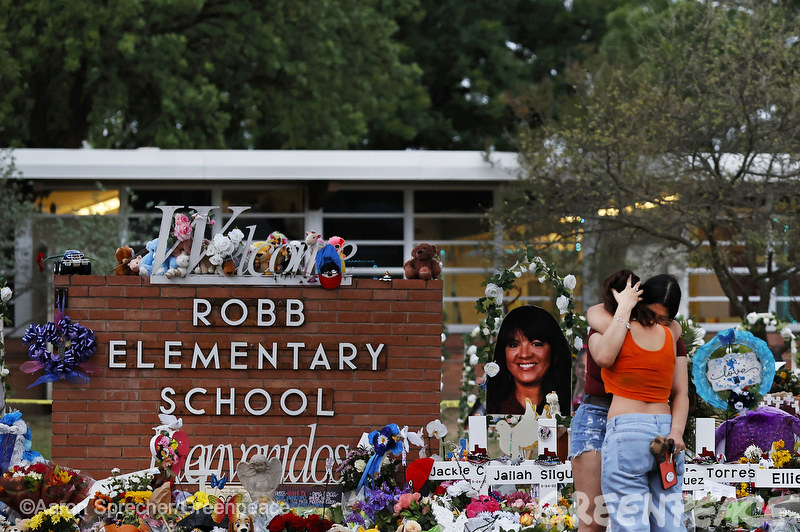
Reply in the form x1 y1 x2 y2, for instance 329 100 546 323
607 395 670 419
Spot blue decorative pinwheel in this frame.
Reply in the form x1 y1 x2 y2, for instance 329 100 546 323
356 423 404 493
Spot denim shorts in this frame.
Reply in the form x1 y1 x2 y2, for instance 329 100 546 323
601 413 686 532
568 401 609 459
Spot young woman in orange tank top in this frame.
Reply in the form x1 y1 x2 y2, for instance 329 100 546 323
587 271 688 532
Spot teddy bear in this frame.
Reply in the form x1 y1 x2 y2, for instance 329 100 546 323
128 255 142 275
165 252 190 279
403 243 442 280
139 238 178 276
114 246 135 275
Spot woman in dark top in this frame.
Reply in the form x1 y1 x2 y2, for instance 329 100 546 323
486 305 572 417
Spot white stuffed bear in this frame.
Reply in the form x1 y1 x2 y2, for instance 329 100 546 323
165 252 190 279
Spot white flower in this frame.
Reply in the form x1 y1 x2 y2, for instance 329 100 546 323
0 287 11 303
746 312 758 325
483 327 491 336
354 459 366 472
205 243 219 256
426 419 448 439
556 295 570 314
208 254 224 266
514 271 522 278
467 394 477 407
538 276 547 284
0 367 8 377
228 228 244 245
469 354 479 366
446 480 473 497
493 518 521 532
212 233 235 257
441 333 447 343
467 345 478 356
484 362 500 377
744 444 763 462
111 467 121 475
399 520 422 532
781 326 794 339
472 326 480 337
485 283 504 306
563 274 577 292
574 336 584 351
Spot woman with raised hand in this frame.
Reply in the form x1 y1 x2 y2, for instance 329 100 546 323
587 271 687 532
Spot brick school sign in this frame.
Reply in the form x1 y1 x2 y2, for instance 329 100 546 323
50 276 442 484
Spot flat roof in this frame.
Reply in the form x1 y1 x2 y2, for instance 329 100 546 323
10 148 520 182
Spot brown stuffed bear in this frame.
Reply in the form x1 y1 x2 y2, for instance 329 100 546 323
114 246 135 275
403 243 442 280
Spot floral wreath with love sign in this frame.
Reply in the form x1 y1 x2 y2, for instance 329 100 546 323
458 248 586 423
691 328 775 413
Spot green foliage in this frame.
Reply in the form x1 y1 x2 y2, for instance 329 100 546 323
0 151 35 284
384 0 637 150
0 0 427 149
499 0 800 318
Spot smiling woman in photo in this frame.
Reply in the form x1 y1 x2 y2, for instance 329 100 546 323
485 305 571 416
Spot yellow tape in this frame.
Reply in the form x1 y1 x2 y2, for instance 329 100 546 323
6 399 53 405
440 400 460 408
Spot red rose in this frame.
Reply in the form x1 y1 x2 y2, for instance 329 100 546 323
286 514 307 531
268 514 286 532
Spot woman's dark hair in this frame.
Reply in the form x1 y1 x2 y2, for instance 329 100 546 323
642 274 682 319
485 305 572 416
601 269 656 326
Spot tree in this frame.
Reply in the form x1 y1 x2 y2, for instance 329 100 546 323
374 0 635 150
0 0 426 149
495 1 800 318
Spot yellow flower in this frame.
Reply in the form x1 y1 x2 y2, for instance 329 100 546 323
774 440 786 451
187 491 211 509
564 514 577 528
773 449 792 468
736 483 750 498
520 513 533 526
29 512 44 530
358 528 380 532
55 466 73 484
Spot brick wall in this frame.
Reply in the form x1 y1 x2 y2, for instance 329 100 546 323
50 276 443 482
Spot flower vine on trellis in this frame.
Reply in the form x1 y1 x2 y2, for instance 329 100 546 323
458 249 587 423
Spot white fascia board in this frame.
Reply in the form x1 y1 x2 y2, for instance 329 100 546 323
11 148 520 183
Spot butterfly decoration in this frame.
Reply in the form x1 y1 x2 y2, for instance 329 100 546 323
213 493 244 524
211 473 228 490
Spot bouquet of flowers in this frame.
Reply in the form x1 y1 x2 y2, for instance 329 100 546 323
268 512 333 532
40 463 77 506
0 462 47 516
27 504 78 532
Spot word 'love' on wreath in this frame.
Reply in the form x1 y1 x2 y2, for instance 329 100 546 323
691 328 775 414
459 248 586 424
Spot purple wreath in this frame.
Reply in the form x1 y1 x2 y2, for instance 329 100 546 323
20 316 97 387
